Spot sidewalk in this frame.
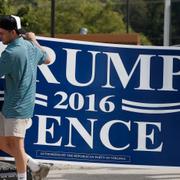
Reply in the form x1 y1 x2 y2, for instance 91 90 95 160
1 161 180 180
47 163 180 180
0 161 32 179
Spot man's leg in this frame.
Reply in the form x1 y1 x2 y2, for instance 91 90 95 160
0 136 27 179
0 136 14 156
10 137 27 173
0 115 51 179
27 154 52 179
0 136 51 179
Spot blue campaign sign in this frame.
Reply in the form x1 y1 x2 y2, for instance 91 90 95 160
0 37 180 167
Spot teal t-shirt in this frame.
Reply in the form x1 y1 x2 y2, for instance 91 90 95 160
0 37 47 118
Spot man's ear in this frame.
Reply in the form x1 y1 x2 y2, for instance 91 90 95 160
12 29 18 36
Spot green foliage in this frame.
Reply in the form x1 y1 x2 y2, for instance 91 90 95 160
0 0 127 36
145 0 164 45
56 0 126 34
0 0 13 14
140 33 152 45
0 0 179 45
0 0 51 34
171 1 180 45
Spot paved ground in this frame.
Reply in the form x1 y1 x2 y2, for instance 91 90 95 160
0 161 32 179
47 163 180 180
1 161 180 180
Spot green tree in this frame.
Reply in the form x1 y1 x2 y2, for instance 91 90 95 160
4 0 179 45
55 0 126 34
0 0 13 14
145 0 164 45
171 0 180 45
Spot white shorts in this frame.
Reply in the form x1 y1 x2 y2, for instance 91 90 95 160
0 112 30 138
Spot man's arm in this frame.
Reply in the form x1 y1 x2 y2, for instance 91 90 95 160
23 32 51 64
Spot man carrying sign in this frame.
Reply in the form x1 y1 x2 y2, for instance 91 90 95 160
0 15 51 180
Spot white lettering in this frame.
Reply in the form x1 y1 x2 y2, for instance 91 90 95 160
64 48 99 87
34 115 62 146
102 53 155 90
65 117 97 149
100 120 130 150
38 46 60 84
134 121 163 152
158 55 180 91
